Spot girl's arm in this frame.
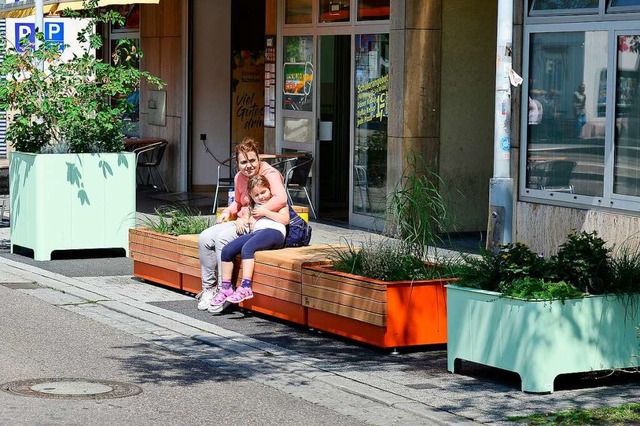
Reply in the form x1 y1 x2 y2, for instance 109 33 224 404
253 205 289 225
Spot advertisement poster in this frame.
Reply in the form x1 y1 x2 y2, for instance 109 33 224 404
232 50 265 150
264 35 276 127
356 74 388 127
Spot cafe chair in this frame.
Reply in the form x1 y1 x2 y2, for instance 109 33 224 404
284 154 317 219
134 140 169 192
354 164 372 212
529 160 576 193
213 158 236 213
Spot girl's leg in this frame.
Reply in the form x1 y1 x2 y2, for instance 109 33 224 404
227 230 285 304
210 233 255 312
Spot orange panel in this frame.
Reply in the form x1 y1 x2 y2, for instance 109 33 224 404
133 261 181 291
239 293 307 325
181 273 201 295
307 308 386 347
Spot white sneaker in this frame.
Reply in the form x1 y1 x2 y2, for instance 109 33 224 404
197 288 216 311
208 301 230 314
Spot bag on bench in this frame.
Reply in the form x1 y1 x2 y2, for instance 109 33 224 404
284 205 312 247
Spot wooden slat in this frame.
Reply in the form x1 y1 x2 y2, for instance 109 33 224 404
303 297 386 327
302 285 386 315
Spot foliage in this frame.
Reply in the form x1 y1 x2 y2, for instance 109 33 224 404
141 206 211 236
385 153 450 260
0 0 165 153
331 238 456 282
509 402 640 425
453 230 640 300
552 231 612 294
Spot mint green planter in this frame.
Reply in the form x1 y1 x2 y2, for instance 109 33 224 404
9 152 136 261
446 285 640 393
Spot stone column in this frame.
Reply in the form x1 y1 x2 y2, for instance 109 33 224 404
388 0 442 188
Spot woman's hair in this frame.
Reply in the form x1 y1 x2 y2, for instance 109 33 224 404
234 137 261 164
247 175 271 208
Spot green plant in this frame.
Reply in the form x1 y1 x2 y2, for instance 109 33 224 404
502 277 584 302
0 0 165 153
331 238 454 282
610 237 640 294
552 231 612 294
141 206 211 236
385 153 450 259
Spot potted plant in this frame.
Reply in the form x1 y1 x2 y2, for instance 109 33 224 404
301 154 458 350
1 0 164 260
130 206 211 293
446 231 640 393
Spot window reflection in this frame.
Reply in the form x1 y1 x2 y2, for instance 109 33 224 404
531 0 598 10
526 31 607 197
610 0 640 6
614 35 640 196
354 34 389 215
357 0 390 21
285 0 312 24
320 0 350 23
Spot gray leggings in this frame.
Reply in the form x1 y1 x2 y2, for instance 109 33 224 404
198 221 238 290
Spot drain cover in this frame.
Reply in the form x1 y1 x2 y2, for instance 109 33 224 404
1 378 142 400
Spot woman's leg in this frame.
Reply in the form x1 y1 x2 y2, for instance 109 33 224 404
197 221 237 310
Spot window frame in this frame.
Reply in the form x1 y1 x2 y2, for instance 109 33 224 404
520 20 640 213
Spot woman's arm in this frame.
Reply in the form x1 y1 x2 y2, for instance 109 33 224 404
253 205 289 225
260 165 287 212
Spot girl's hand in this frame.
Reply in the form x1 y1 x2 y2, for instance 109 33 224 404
252 205 268 219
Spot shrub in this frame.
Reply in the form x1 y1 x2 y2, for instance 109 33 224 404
141 206 210 236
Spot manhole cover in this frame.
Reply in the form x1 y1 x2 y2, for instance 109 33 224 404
1 378 142 400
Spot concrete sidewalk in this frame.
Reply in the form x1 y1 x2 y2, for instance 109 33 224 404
0 221 639 425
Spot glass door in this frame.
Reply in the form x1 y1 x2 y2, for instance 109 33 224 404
351 33 389 229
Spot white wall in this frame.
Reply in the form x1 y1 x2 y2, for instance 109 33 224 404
191 0 231 187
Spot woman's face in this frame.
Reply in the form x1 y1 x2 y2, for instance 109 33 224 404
250 185 272 205
237 151 260 178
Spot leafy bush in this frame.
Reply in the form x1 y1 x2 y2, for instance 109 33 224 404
331 238 455 282
453 230 640 300
141 206 210 236
0 0 165 153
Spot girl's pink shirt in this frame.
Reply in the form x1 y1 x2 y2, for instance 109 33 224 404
224 161 286 217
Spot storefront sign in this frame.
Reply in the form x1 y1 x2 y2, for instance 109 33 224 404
232 50 265 148
356 74 388 126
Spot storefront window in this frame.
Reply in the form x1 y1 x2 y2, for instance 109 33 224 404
354 33 389 215
282 36 314 111
525 31 607 197
110 5 140 31
285 0 312 24
320 0 349 23
357 0 389 21
610 0 640 6
614 35 640 196
531 0 598 10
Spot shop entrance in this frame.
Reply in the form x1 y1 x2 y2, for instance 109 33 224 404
317 35 351 223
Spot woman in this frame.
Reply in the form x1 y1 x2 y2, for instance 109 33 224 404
197 137 287 310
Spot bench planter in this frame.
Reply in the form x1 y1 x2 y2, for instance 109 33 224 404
446 285 640 393
10 152 136 260
301 264 451 349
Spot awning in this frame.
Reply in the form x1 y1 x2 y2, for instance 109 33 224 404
0 0 159 19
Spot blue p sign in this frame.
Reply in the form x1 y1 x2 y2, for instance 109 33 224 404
14 22 65 52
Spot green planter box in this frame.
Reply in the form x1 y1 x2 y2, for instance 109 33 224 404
446 285 640 393
9 152 136 261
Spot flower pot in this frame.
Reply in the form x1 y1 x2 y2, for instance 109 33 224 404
301 264 452 349
446 285 640 393
10 152 136 260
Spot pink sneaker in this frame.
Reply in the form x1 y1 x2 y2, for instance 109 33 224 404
210 287 234 307
226 287 254 304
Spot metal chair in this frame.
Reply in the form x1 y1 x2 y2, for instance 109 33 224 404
284 154 317 219
354 164 372 212
529 160 576 193
134 140 169 192
212 157 236 213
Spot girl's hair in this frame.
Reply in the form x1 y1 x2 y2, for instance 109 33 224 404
234 137 261 164
247 175 271 208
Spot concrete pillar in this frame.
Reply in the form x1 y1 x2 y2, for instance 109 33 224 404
388 0 442 189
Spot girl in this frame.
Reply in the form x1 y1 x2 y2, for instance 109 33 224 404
208 175 289 312
197 138 286 311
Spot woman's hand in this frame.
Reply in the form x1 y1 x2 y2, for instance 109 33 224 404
216 210 230 224
235 218 250 235
252 205 269 219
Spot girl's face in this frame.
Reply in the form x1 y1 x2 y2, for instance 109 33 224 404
237 151 260 178
250 185 272 205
